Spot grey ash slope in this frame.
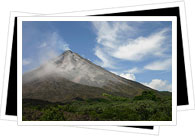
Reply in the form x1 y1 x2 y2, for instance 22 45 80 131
23 50 158 102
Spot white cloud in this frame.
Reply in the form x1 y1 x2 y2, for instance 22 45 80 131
112 28 169 61
38 32 70 51
144 58 172 70
37 32 71 65
60 42 70 51
110 70 136 81
143 79 172 91
126 67 142 74
94 47 116 69
92 22 133 48
23 59 31 66
92 22 170 66
92 22 135 69
120 73 136 81
38 42 47 48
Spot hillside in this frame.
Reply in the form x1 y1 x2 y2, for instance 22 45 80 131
22 50 172 121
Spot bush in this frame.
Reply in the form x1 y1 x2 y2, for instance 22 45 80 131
39 106 66 121
22 91 172 121
133 91 157 101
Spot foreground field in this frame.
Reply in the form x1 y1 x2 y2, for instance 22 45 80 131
22 91 172 121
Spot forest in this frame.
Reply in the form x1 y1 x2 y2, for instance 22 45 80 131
22 90 172 121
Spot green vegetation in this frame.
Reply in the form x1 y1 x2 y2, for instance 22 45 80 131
22 91 172 121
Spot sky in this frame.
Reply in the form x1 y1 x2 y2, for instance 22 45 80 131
22 21 172 91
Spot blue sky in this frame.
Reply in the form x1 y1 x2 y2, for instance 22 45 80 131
22 21 172 91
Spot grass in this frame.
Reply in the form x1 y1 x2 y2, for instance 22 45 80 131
22 91 172 121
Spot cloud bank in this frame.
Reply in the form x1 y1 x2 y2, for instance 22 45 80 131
144 58 172 71
143 79 172 92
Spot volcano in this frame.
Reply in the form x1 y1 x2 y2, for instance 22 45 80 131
22 50 158 103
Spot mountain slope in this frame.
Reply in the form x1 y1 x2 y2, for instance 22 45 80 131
23 74 113 102
22 50 159 102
